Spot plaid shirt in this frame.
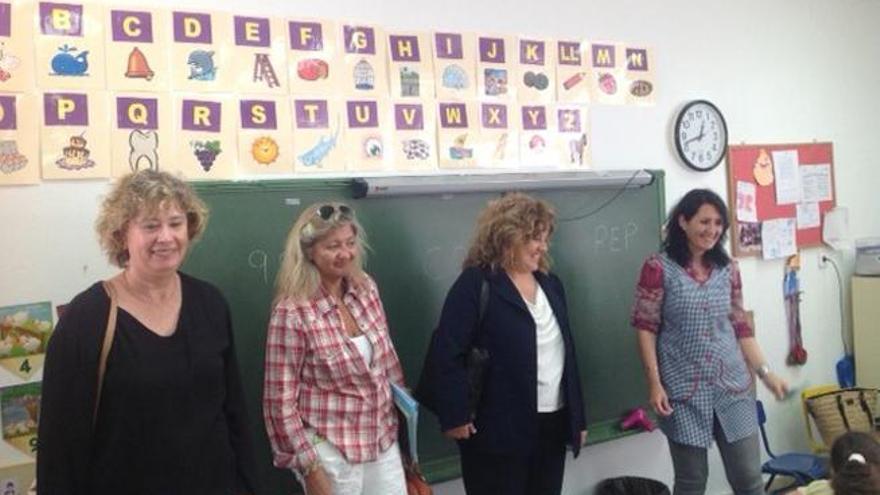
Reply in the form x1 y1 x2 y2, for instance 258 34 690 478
263 274 405 474
630 253 753 338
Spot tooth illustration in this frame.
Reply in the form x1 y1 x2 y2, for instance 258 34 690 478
128 129 159 172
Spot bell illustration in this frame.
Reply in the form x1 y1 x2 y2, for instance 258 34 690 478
125 47 154 80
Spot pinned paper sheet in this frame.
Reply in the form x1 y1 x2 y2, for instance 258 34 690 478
736 181 757 223
800 164 832 203
762 218 797 260
796 202 820 229
823 206 850 250
772 150 801 205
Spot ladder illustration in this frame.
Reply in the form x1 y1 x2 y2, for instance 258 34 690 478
253 53 280 88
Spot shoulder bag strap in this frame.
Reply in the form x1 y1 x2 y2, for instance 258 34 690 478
95 281 119 425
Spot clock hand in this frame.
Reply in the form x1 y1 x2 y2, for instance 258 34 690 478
696 122 706 141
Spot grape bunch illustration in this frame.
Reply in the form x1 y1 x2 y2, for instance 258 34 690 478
190 140 222 171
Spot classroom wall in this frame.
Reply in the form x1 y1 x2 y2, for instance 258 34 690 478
1 0 879 493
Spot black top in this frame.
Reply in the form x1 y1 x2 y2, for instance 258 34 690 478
418 266 587 456
37 273 258 495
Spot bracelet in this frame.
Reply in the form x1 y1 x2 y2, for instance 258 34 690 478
756 364 770 379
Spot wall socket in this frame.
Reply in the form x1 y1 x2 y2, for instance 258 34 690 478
818 254 829 269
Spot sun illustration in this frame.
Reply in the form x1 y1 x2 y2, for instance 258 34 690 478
251 136 279 165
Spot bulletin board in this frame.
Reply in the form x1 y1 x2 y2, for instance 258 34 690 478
726 142 835 258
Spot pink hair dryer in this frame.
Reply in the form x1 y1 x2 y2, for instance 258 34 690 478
621 407 655 432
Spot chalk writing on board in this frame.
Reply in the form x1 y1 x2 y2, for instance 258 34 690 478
248 249 269 285
593 222 638 253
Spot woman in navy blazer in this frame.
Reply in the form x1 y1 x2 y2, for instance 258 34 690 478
422 193 587 495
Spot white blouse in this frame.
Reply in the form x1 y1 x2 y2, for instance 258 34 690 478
525 285 566 412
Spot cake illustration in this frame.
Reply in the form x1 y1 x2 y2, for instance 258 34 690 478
0 140 27 174
56 133 95 170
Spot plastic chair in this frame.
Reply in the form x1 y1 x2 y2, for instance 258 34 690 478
800 384 840 453
757 399 829 494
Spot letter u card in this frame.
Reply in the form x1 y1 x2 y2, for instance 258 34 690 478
340 24 388 98
291 97 344 173
432 31 476 100
624 46 655 106
110 93 172 178
476 102 518 169
556 105 590 168
516 37 556 104
0 93 39 185
343 98 391 172
35 1 106 90
105 8 172 92
555 40 591 104
476 35 515 101
391 100 437 172
589 42 625 106
170 10 234 93
387 31 434 99
0 0 37 92
231 16 289 95
287 18 342 96
436 100 478 170
174 94 236 179
40 91 111 179
237 97 293 175
518 103 560 168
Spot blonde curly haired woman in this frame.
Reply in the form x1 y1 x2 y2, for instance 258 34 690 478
263 202 407 495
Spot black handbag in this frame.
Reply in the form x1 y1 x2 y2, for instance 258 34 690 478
417 276 490 420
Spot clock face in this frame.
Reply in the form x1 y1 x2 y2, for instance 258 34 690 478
674 100 728 171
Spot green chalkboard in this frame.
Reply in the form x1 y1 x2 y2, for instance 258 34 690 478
184 171 665 494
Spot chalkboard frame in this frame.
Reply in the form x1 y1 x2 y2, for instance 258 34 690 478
185 170 665 492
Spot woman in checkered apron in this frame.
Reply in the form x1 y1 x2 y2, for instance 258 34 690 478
263 203 408 495
631 189 788 495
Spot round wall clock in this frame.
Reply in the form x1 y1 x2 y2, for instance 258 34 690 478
674 100 728 172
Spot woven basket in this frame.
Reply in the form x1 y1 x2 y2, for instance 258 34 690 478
804 387 879 447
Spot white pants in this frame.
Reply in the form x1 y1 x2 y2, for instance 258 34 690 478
300 432 407 495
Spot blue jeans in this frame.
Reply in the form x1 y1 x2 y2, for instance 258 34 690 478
667 416 763 495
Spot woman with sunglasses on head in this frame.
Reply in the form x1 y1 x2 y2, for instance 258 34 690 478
263 202 407 495
420 193 586 495
631 189 788 495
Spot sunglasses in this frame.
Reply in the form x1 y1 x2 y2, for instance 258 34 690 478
315 204 353 221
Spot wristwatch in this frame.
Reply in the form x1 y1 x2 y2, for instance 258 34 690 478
756 364 771 379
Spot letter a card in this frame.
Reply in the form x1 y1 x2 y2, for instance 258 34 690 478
110 93 173 177
555 40 591 104
0 93 40 185
624 46 655 106
287 18 342 97
291 97 344 173
436 100 478 170
343 98 391 172
232 16 289 95
476 102 518 169
387 31 434 99
174 94 236 179
0 0 37 92
237 97 293 175
391 100 437 172
432 32 475 100
170 10 234 93
476 35 515 101
35 1 106 90
516 37 556 104
40 91 111 180
340 24 388 98
105 8 172 92
589 41 625 106
555 105 590 168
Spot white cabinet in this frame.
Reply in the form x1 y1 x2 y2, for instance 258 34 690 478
852 276 880 388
